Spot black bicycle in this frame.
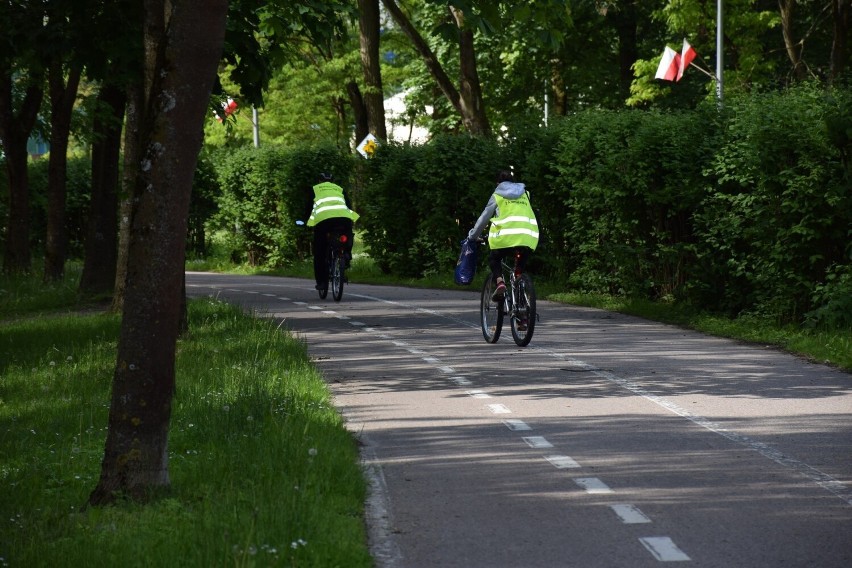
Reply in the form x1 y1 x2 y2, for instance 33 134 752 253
480 248 537 346
318 230 348 302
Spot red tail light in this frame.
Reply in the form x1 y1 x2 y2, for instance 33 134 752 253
339 235 348 244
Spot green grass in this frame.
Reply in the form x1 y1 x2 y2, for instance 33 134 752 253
1 297 371 567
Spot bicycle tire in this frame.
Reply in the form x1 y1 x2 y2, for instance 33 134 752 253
480 276 503 343
331 251 344 302
510 274 536 346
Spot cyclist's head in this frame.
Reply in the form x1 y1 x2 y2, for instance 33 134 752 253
317 172 334 183
496 169 514 183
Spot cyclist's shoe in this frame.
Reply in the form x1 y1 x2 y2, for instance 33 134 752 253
315 282 327 291
491 281 507 302
516 319 528 332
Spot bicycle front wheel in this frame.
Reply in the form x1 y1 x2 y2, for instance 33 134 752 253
331 252 344 302
510 274 536 346
480 276 503 343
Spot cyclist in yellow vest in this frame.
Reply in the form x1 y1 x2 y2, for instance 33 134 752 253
467 170 539 302
307 173 360 290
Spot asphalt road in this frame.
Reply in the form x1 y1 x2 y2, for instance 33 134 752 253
185 272 852 568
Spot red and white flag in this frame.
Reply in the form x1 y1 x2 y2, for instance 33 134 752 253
677 39 697 81
656 39 698 82
655 46 680 81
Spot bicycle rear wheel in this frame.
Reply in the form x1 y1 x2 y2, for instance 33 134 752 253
331 251 344 302
480 276 503 343
510 274 536 346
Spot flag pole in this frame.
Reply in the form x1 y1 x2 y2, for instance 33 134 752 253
689 61 717 81
716 0 724 105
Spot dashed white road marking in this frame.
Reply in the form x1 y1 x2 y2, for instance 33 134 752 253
308 306 323 310
422 357 440 364
277 297 290 301
545 455 581 469
611 504 652 524
262 293 276 297
467 390 491 399
487 404 511 414
523 436 553 448
503 419 532 431
349 321 366 326
437 366 456 374
573 477 613 494
407 348 426 354
639 536 691 562
451 376 472 386
293 301 307 306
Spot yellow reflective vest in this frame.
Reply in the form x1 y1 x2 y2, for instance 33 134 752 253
488 192 539 250
307 182 360 227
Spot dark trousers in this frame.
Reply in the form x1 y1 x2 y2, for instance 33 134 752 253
313 218 354 286
488 246 531 283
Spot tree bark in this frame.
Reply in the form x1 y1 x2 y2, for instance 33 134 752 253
0 76 43 274
831 0 851 81
89 0 228 506
450 6 491 137
79 84 126 296
347 80 369 146
358 0 387 140
112 82 144 313
43 61 82 282
380 0 471 130
779 0 807 80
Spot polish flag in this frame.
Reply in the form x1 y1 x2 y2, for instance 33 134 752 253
677 39 697 81
655 46 680 81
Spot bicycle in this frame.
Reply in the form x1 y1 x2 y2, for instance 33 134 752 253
480 247 537 346
318 230 348 302
296 219 349 302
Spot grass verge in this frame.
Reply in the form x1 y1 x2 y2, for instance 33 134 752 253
0 298 372 567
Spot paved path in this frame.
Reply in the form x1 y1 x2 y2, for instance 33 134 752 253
186 272 852 568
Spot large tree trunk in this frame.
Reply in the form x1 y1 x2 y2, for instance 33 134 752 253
79 84 126 296
0 77 43 274
609 1 638 102
43 61 82 282
831 0 851 81
357 0 387 140
112 82 144 313
89 0 228 506
450 6 491 137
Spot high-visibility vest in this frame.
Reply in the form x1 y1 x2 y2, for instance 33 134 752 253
307 182 360 227
488 192 539 250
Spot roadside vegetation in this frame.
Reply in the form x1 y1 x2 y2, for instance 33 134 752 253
1 267 372 567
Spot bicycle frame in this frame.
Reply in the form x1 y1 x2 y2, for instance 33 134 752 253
480 247 537 346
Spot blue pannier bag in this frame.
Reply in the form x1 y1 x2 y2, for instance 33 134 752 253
454 238 478 285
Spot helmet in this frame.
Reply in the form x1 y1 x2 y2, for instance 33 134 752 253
318 172 333 182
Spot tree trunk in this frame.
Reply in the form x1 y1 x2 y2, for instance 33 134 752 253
79 84 126 296
450 6 491 137
779 0 807 80
43 61 82 282
0 76 43 274
550 59 567 116
610 1 638 103
358 0 387 140
112 82 144 313
380 0 471 130
347 80 369 147
831 0 851 81
89 0 228 506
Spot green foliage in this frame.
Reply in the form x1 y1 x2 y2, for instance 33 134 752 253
695 84 851 323
26 157 91 259
208 144 353 268
551 106 719 298
359 134 502 277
